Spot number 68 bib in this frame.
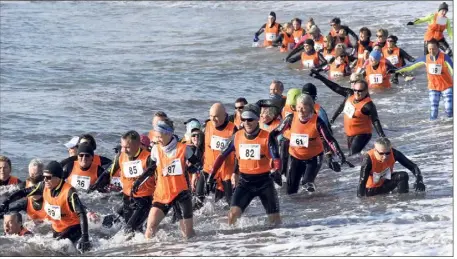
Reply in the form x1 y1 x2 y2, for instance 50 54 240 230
123 160 143 178
44 202 61 220
239 144 261 160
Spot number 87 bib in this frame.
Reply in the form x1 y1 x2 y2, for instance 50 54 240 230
239 144 261 160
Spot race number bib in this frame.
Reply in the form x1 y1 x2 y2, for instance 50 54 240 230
314 43 323 51
387 55 399 65
265 33 276 41
358 53 365 59
428 64 442 75
44 202 61 220
294 37 300 43
372 167 392 184
210 135 229 151
436 16 448 25
239 144 261 160
122 160 143 178
110 177 123 189
302 59 315 69
369 74 383 84
290 133 309 147
162 159 183 176
343 102 356 118
70 175 91 190
331 71 344 78
325 55 333 62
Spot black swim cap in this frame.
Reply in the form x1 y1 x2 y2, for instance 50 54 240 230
44 161 63 179
387 35 398 43
302 83 317 99
269 11 276 18
77 142 94 156
305 39 315 46
438 2 448 11
330 17 341 25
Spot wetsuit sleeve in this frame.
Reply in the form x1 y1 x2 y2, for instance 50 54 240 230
267 131 280 160
344 25 359 42
254 24 267 37
4 182 44 205
315 52 329 69
446 19 453 39
272 33 284 46
399 48 416 63
444 54 453 75
316 118 344 158
412 13 434 25
331 97 347 123
18 181 26 189
313 73 353 97
287 52 302 63
60 156 77 167
228 114 235 123
318 107 331 128
210 137 235 174
185 145 203 174
270 113 293 139
62 162 73 180
7 199 27 213
286 44 304 62
392 148 422 178
361 101 385 137
357 154 372 197
67 189 89 238
134 156 156 186
99 156 113 169
395 55 426 73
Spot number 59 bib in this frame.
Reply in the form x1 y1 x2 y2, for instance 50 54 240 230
239 144 261 160
123 160 143 178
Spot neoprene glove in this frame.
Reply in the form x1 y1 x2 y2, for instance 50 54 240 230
206 173 216 194
406 21 414 26
414 175 426 192
0 201 9 214
76 235 92 253
253 35 259 42
131 180 141 196
270 170 283 186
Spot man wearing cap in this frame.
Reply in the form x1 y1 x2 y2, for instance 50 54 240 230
0 161 91 252
381 35 416 84
194 103 237 210
253 11 283 47
407 2 453 57
63 143 105 192
360 50 398 88
0 155 21 186
286 38 328 69
210 104 282 226
64 136 80 157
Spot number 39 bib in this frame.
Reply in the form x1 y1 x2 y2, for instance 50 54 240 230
162 159 183 176
70 175 91 190
44 202 61 220
239 144 261 160
123 160 143 178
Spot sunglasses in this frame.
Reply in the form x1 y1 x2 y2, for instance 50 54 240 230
191 133 199 137
353 89 366 93
44 175 53 181
376 149 391 156
78 153 92 158
387 40 395 42
235 106 245 110
241 118 255 122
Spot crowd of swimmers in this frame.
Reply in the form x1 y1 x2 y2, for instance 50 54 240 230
0 2 452 254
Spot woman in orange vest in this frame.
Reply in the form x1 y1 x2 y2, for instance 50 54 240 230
362 50 398 89
357 138 425 197
407 2 453 57
382 35 416 84
395 39 453 120
286 25 326 61
0 156 21 186
209 104 282 226
259 105 282 132
63 143 105 192
272 22 295 52
253 11 282 47
328 50 352 80
271 94 346 194
0 161 91 253
144 119 202 239
286 39 327 69
310 70 386 155
291 18 305 44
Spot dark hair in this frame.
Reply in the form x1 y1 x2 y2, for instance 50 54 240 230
354 80 369 91
235 98 248 105
78 134 96 151
153 111 168 119
272 80 284 91
6 212 22 225
427 38 439 46
121 130 140 143
331 17 341 25
291 18 302 24
359 27 372 38
0 156 12 168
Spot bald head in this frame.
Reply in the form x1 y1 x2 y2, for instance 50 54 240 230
209 102 226 128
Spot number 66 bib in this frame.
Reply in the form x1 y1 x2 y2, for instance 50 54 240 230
239 144 261 160
44 202 61 220
123 160 143 178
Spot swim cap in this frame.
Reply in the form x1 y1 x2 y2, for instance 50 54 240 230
185 119 201 134
257 99 282 109
77 143 94 156
438 2 448 11
241 104 260 120
387 35 398 43
269 93 283 100
286 88 302 106
43 161 63 179
330 17 341 25
302 83 317 99
304 39 315 46
153 120 174 135
369 50 382 61
140 135 150 147
269 11 276 18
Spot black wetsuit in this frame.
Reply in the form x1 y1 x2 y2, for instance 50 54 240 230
2 181 88 243
195 118 237 210
271 113 345 194
312 73 385 155
357 148 422 196
0 177 22 186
